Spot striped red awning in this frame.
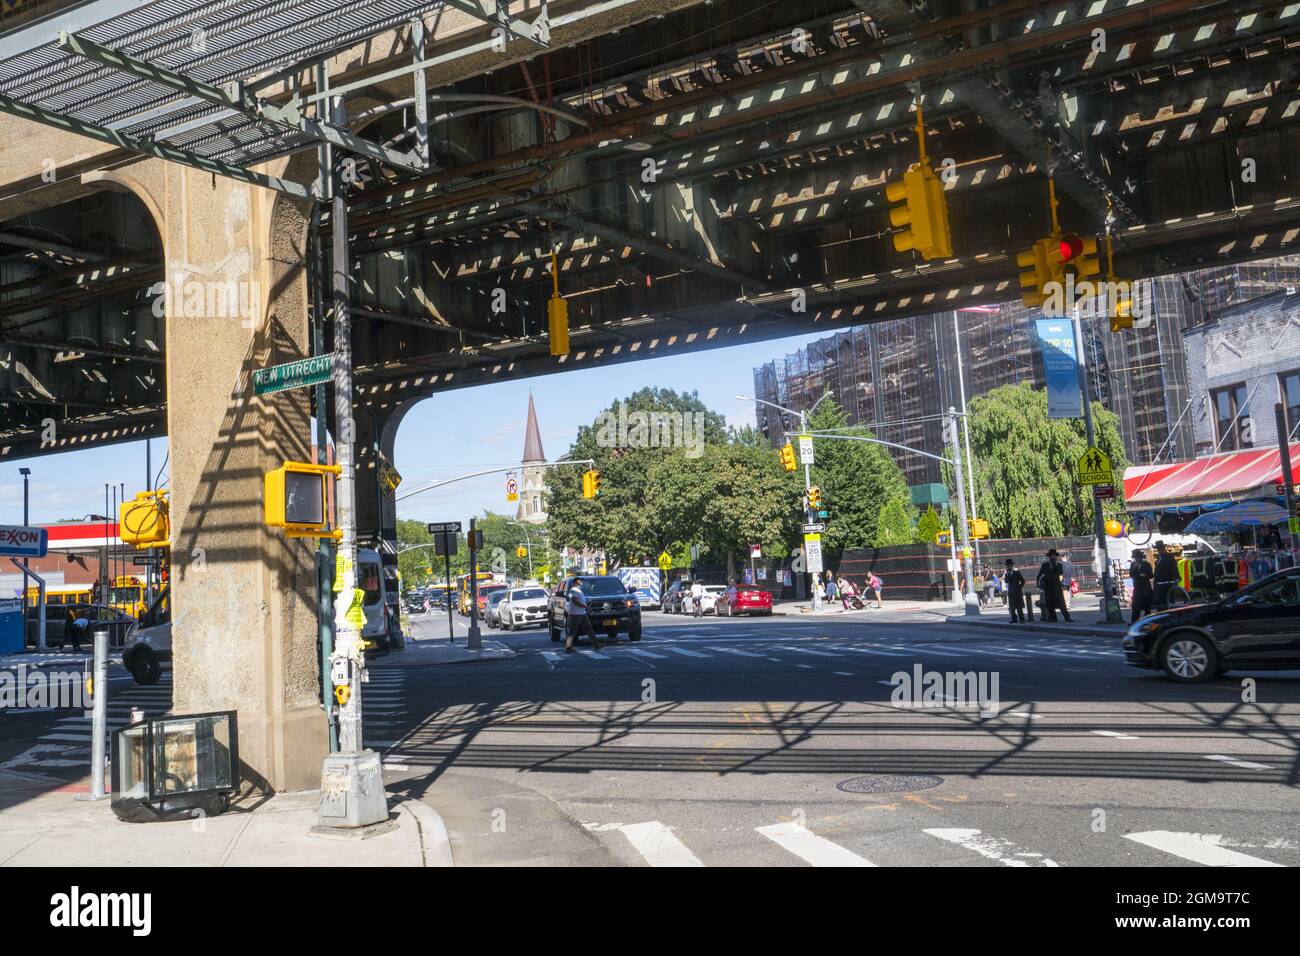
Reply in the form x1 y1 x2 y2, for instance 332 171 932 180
40 522 121 551
1124 443 1300 510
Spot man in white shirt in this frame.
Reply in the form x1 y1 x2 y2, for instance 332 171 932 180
565 577 601 653
690 579 705 618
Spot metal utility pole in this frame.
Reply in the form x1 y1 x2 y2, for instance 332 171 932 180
467 516 481 649
799 407 823 613
948 407 979 615
19 467 30 639
317 94 387 831
1276 403 1298 564
952 312 981 565
1072 312 1122 623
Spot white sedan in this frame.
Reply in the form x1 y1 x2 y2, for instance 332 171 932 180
498 586 551 630
683 585 728 615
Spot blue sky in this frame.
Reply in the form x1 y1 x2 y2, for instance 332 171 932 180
7 331 828 529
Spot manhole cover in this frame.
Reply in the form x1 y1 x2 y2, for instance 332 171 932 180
837 774 943 794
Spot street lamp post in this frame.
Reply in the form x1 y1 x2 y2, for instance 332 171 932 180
737 393 833 612
20 468 33 646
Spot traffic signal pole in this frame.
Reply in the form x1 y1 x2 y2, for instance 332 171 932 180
947 407 980 615
1072 310 1123 624
801 408 823 613
315 95 387 830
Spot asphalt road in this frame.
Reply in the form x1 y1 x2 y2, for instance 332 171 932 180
4 609 1296 867
387 608 1300 867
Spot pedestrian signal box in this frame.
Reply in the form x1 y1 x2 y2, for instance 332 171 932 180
969 518 990 540
935 530 952 547
264 461 341 538
120 490 170 548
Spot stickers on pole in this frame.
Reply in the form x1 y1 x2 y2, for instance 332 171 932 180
344 588 367 629
333 553 353 592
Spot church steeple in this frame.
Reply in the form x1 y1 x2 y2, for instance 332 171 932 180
522 392 546 464
518 393 547 524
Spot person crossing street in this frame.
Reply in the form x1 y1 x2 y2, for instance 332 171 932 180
564 576 602 653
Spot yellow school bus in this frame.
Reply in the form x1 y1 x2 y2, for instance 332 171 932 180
25 584 94 607
108 574 149 619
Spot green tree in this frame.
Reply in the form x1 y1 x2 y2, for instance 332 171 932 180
804 398 913 555
544 388 729 563
954 382 1129 538
475 512 555 581
396 518 466 588
875 496 916 546
914 505 943 545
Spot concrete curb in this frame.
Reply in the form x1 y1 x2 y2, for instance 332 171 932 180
395 798 454 867
943 617 1126 639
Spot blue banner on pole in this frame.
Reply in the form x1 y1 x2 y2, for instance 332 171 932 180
1034 318 1081 419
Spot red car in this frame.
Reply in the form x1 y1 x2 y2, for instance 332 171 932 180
717 585 773 617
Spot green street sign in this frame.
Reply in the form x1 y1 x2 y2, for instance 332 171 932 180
253 353 335 396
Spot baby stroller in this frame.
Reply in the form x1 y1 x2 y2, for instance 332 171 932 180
843 592 866 610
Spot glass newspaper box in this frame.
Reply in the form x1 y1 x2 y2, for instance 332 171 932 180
111 711 239 822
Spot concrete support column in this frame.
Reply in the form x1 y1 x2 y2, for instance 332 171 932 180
354 399 416 550
88 156 326 792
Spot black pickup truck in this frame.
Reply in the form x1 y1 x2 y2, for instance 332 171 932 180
548 575 642 643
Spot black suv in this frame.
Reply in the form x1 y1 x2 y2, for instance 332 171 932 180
663 579 689 614
549 575 642 643
1124 567 1300 682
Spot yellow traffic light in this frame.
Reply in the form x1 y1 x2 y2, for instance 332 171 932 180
582 469 601 499
516 546 528 559
548 249 569 357
935 530 952 547
969 518 990 540
780 443 797 472
886 165 952 260
264 461 341 538
120 489 170 548
1017 238 1056 308
1060 234 1100 285
807 485 823 510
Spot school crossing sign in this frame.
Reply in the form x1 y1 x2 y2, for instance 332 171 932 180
1077 445 1114 486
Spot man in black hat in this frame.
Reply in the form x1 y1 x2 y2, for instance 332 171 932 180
1153 541 1179 610
1128 548 1154 623
1036 549 1071 622
1003 558 1027 623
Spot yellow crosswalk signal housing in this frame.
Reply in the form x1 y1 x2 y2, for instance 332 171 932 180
1017 238 1055 308
516 546 528 559
886 165 952 260
120 490 170 547
582 469 601 499
969 518 990 540
1060 233 1101 287
547 249 569 357
264 461 341 538
935 530 952 547
780 443 798 472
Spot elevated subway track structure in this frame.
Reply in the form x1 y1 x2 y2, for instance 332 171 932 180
0 1 1298 788
2 0 1299 465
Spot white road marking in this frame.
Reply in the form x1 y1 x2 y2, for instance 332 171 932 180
664 646 711 658
757 822 876 866
1205 754 1272 771
616 821 704 867
577 649 611 660
542 651 563 662
924 828 1061 867
832 644 908 657
1124 831 1283 867
908 646 963 657
776 645 842 658
708 646 766 658
1005 711 1042 719
1092 730 1139 740
833 672 855 677
626 648 669 659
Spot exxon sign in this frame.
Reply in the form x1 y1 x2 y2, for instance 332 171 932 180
0 526 48 558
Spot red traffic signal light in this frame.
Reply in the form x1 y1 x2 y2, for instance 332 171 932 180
1058 233 1084 263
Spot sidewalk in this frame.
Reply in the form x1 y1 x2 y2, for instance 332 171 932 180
0 770 453 867
386 634 516 666
934 594 1130 638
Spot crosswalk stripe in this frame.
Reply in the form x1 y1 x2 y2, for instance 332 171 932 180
663 647 711 658
577 649 611 660
1124 831 1283 867
776 645 841 658
1092 730 1139 740
708 646 766 658
756 822 876 866
627 648 669 659
924 828 1061 867
616 822 704 867
1205 754 1272 771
